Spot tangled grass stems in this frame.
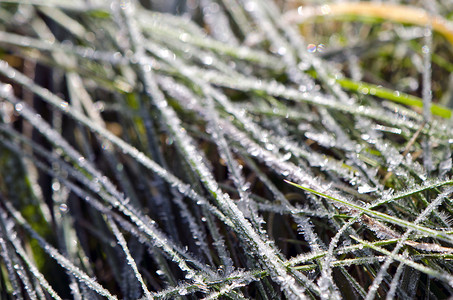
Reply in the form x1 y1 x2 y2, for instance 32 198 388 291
1 0 453 299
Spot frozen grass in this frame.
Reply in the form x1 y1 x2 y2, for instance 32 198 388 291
0 0 453 299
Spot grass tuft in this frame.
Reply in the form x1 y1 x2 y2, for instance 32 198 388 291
0 0 453 299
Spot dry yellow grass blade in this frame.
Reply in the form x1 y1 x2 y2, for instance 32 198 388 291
284 2 453 46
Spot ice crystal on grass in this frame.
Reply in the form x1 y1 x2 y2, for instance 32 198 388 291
1 0 453 299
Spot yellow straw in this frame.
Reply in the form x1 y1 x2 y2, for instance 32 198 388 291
284 2 453 46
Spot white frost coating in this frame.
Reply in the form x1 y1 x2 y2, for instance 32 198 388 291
1 204 117 299
116 1 312 298
4 223 63 300
147 44 263 228
365 186 453 300
199 0 238 45
422 2 434 173
0 80 206 280
385 255 407 300
0 224 25 300
107 217 152 299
